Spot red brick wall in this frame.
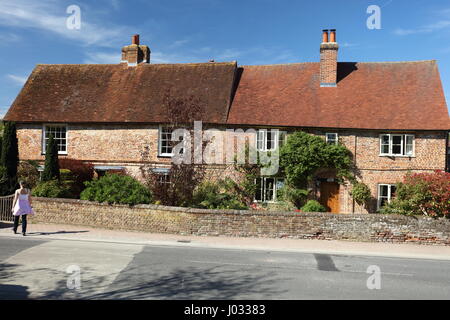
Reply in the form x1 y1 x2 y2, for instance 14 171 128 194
16 124 447 213
320 43 338 85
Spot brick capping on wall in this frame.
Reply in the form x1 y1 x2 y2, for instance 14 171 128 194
29 197 450 245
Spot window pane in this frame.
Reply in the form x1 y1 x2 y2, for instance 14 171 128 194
45 126 67 153
380 185 388 197
392 136 402 144
326 133 337 145
264 178 274 202
405 136 414 155
390 185 397 198
392 144 402 155
380 135 390 154
257 130 265 151
266 131 272 150
391 135 402 155
160 127 173 155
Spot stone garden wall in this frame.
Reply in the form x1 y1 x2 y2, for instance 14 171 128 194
29 197 450 245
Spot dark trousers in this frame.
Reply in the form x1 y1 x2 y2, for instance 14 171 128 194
13 215 27 234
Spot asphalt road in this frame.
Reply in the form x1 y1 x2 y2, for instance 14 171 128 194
0 236 449 300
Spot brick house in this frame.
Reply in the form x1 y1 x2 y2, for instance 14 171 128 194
4 30 449 213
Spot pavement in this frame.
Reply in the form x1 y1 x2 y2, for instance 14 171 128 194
1 221 450 261
1 222 450 299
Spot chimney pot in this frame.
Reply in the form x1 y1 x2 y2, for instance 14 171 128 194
322 29 329 43
132 34 140 45
330 29 336 42
320 29 339 87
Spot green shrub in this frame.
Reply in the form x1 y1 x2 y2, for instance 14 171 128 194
277 185 309 209
300 200 327 212
59 169 73 181
192 180 248 210
351 182 372 206
32 180 73 198
80 173 152 205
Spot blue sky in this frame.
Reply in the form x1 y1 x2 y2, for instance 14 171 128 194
1 0 450 117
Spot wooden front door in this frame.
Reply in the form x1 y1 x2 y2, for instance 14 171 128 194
320 182 340 213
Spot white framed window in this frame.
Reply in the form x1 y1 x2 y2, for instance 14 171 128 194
326 133 338 145
158 126 186 157
379 134 414 157
377 184 397 210
158 173 170 185
152 168 171 185
42 124 68 155
255 177 285 202
256 129 279 151
158 126 174 157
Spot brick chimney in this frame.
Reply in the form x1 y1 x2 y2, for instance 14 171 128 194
320 29 339 87
121 34 151 66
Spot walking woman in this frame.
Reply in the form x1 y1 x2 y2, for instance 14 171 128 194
11 181 35 236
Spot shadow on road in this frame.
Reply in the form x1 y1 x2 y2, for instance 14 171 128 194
0 222 13 229
0 284 30 299
0 263 30 300
26 231 90 236
38 265 287 300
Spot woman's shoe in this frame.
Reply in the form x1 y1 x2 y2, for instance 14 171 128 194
13 229 17 234
22 232 26 236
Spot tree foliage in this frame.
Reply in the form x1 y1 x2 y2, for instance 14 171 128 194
0 121 19 195
140 89 208 207
18 160 40 189
351 182 372 207
279 131 353 189
59 158 94 197
80 173 152 205
380 171 450 217
191 179 247 210
42 134 60 182
142 164 205 207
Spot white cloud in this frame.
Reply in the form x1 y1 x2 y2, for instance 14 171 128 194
394 19 450 36
84 52 121 64
0 32 21 45
341 42 359 48
6 74 28 85
0 0 133 47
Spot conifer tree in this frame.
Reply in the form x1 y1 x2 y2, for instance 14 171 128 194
42 134 60 181
0 122 19 195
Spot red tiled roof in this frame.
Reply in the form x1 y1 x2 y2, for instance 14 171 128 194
4 60 449 130
228 61 449 130
4 62 237 124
